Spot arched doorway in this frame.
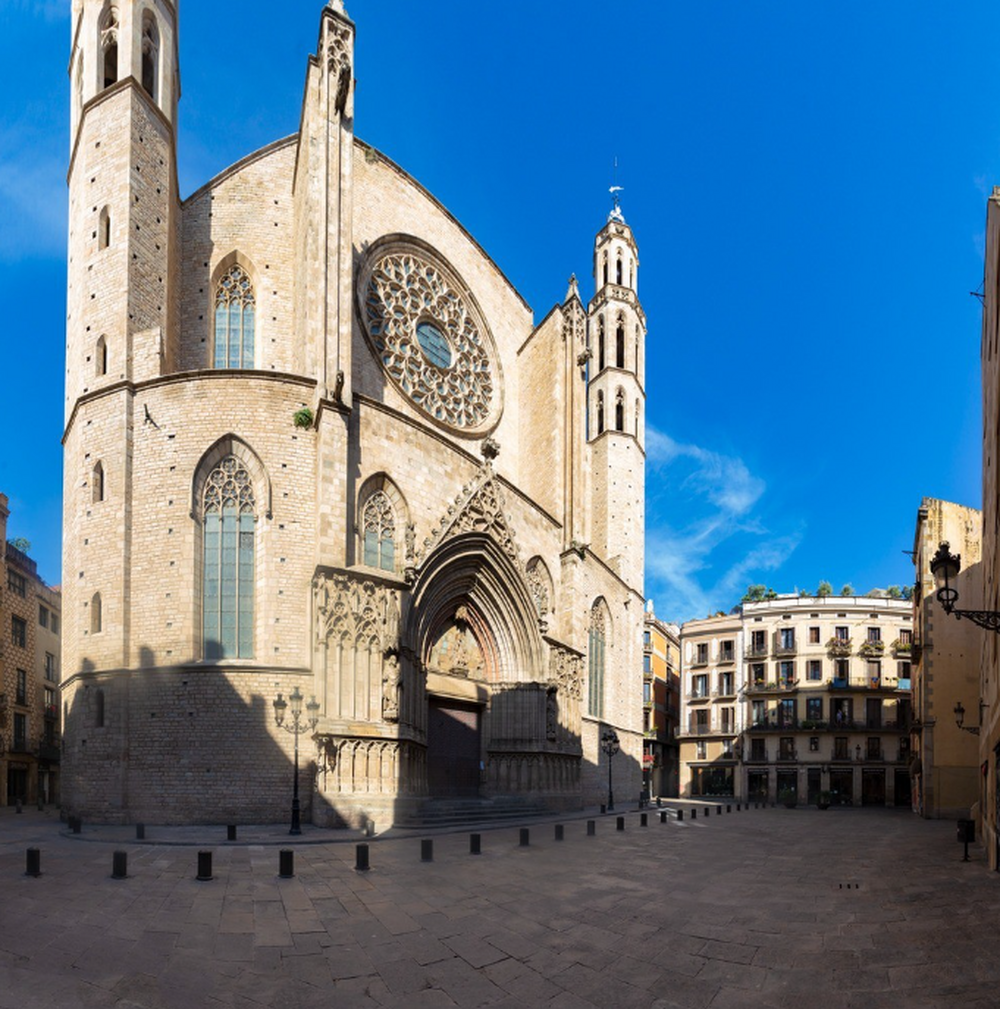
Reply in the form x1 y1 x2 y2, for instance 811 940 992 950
406 532 547 802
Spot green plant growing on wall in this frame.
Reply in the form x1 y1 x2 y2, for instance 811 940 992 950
293 407 314 429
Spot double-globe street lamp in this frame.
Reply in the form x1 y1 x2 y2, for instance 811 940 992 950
273 686 320 835
601 728 620 812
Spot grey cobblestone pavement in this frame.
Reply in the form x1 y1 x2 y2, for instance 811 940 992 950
0 804 996 1008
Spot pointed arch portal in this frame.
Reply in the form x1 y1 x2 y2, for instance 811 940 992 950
407 532 547 797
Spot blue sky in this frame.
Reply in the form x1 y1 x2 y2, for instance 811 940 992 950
0 1 991 621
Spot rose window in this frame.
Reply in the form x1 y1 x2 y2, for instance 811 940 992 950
359 247 500 432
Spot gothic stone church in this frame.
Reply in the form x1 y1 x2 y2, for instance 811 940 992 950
62 0 647 826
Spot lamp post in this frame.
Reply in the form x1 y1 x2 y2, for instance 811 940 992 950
601 728 620 812
273 686 320 835
954 700 988 736
931 542 1000 632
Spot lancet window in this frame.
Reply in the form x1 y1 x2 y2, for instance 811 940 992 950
615 389 625 432
202 456 255 659
596 391 605 435
616 315 625 369
362 491 396 573
597 317 605 371
588 601 606 719
141 13 159 101
100 6 119 90
213 265 256 369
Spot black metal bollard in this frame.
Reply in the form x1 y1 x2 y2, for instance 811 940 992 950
112 851 127 879
659 810 667 824
586 820 596 836
25 848 41 877
736 804 741 812
640 813 648 827
691 808 697 819
356 843 370 872
16 798 22 815
279 849 294 878
706 807 713 817
616 816 625 831
196 851 213 881
136 823 145 840
555 824 564 841
421 839 434 862
470 833 482 855
227 825 237 841
71 816 82 834
519 828 530 847
677 809 684 820
716 806 722 816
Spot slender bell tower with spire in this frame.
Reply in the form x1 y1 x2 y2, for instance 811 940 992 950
586 186 646 591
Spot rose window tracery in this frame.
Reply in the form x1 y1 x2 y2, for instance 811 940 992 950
360 247 500 432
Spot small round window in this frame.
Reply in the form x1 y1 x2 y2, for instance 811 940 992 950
415 321 452 369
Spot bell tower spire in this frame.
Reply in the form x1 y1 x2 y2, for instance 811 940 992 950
585 181 646 591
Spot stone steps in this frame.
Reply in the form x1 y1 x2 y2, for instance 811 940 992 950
395 797 556 829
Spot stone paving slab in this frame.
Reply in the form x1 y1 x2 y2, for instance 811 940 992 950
1 805 997 1007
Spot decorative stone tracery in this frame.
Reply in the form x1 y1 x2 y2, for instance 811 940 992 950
360 248 498 431
418 470 522 573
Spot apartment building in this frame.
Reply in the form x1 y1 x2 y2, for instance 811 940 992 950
678 613 743 798
911 498 982 819
643 605 680 797
1 494 62 806
678 595 913 806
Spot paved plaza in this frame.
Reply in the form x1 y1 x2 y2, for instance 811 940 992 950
0 804 997 1008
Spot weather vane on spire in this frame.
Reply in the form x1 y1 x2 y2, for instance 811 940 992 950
609 156 625 223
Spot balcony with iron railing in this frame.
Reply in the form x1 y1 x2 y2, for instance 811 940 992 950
745 643 769 659
747 679 798 695
687 689 711 702
717 649 736 665
827 638 853 657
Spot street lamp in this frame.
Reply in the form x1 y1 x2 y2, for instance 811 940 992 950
273 685 320 835
954 700 988 736
601 728 620 811
931 542 1000 632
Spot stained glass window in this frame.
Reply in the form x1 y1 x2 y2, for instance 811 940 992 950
588 602 606 719
203 456 255 659
362 491 395 572
214 266 255 369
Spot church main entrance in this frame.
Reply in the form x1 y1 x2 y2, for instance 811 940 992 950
426 699 482 797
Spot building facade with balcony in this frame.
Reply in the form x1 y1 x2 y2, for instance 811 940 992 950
741 595 912 806
910 498 982 820
643 604 680 798
677 595 913 805
0 494 62 806
678 613 743 798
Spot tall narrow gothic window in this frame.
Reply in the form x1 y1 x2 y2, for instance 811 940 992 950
602 252 608 287
588 601 606 718
214 266 255 369
596 391 605 435
635 325 640 377
92 461 104 503
141 13 159 101
362 491 396 572
98 207 111 250
202 456 255 659
597 318 605 371
101 6 119 89
616 257 623 286
616 316 625 368
96 335 108 376
635 399 640 437
615 389 625 432
91 593 102 635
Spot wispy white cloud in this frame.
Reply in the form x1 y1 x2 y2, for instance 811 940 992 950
645 425 802 622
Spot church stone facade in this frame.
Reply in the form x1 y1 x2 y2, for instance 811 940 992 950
62 0 647 826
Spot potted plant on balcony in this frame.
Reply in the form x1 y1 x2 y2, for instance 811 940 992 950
778 787 797 809
816 790 831 810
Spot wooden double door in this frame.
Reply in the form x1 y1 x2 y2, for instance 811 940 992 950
426 699 482 797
